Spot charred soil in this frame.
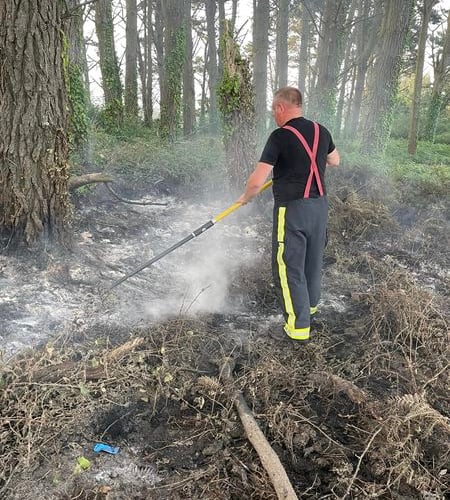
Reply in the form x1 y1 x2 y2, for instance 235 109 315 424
0 178 449 499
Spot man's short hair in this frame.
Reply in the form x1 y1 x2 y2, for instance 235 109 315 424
274 87 303 107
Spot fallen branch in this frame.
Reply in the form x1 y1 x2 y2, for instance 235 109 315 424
105 183 168 206
220 358 298 500
235 392 299 500
68 173 113 190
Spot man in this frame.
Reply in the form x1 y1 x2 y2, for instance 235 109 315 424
237 87 340 341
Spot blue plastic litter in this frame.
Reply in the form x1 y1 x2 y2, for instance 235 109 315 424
93 443 120 455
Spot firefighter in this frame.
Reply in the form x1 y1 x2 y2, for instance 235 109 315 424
237 87 340 341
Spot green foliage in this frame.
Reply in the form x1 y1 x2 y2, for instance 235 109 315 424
85 128 224 188
67 64 89 147
336 138 450 200
98 98 124 133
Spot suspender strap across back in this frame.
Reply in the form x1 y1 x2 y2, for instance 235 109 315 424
283 122 324 198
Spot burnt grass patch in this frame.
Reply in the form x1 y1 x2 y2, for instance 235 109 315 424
1 187 449 499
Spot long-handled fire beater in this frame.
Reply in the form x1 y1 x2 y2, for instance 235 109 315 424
109 180 273 290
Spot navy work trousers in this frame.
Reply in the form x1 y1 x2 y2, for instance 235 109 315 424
272 196 328 339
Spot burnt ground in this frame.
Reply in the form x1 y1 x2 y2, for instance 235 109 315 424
0 177 449 499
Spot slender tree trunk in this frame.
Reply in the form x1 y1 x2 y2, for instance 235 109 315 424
66 0 89 149
159 0 185 140
183 0 196 136
82 34 91 106
275 0 289 89
408 0 437 154
200 42 209 127
309 0 351 130
205 0 219 131
343 64 357 133
253 0 270 134
0 0 70 245
424 7 449 141
231 0 238 33
346 0 379 136
125 0 139 120
335 3 357 136
218 0 226 79
95 0 123 129
153 0 165 105
139 0 154 126
298 10 309 99
361 0 414 154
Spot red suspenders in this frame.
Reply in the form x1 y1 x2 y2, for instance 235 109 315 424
282 122 324 199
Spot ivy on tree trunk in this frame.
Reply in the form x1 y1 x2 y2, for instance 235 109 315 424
218 21 257 192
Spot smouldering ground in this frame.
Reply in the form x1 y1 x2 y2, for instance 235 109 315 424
0 179 449 499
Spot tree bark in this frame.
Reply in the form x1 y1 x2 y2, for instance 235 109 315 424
183 0 196 136
0 0 70 244
253 0 270 134
125 0 139 121
159 0 185 140
424 8 450 142
275 0 289 89
205 0 219 132
361 0 414 154
95 0 123 129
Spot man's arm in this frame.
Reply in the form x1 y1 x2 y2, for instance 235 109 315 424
236 162 273 204
326 148 340 166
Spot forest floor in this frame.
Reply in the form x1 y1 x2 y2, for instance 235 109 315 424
0 156 449 499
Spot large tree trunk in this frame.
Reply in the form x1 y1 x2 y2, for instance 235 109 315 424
205 0 219 131
95 0 123 129
253 0 270 134
66 0 89 149
0 0 70 245
275 0 289 89
424 9 450 142
361 0 414 154
218 21 256 192
125 0 139 121
183 0 196 136
159 0 185 141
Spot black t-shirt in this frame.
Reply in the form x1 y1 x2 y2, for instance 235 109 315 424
259 117 335 202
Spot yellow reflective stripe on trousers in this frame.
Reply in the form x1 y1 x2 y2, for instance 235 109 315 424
285 326 310 340
310 306 318 315
276 207 297 332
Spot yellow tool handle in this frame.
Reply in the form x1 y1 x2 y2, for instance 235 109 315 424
213 180 273 223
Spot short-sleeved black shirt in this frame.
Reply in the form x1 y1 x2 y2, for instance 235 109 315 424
259 117 335 203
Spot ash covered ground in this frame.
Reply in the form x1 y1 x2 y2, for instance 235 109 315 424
0 177 449 499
